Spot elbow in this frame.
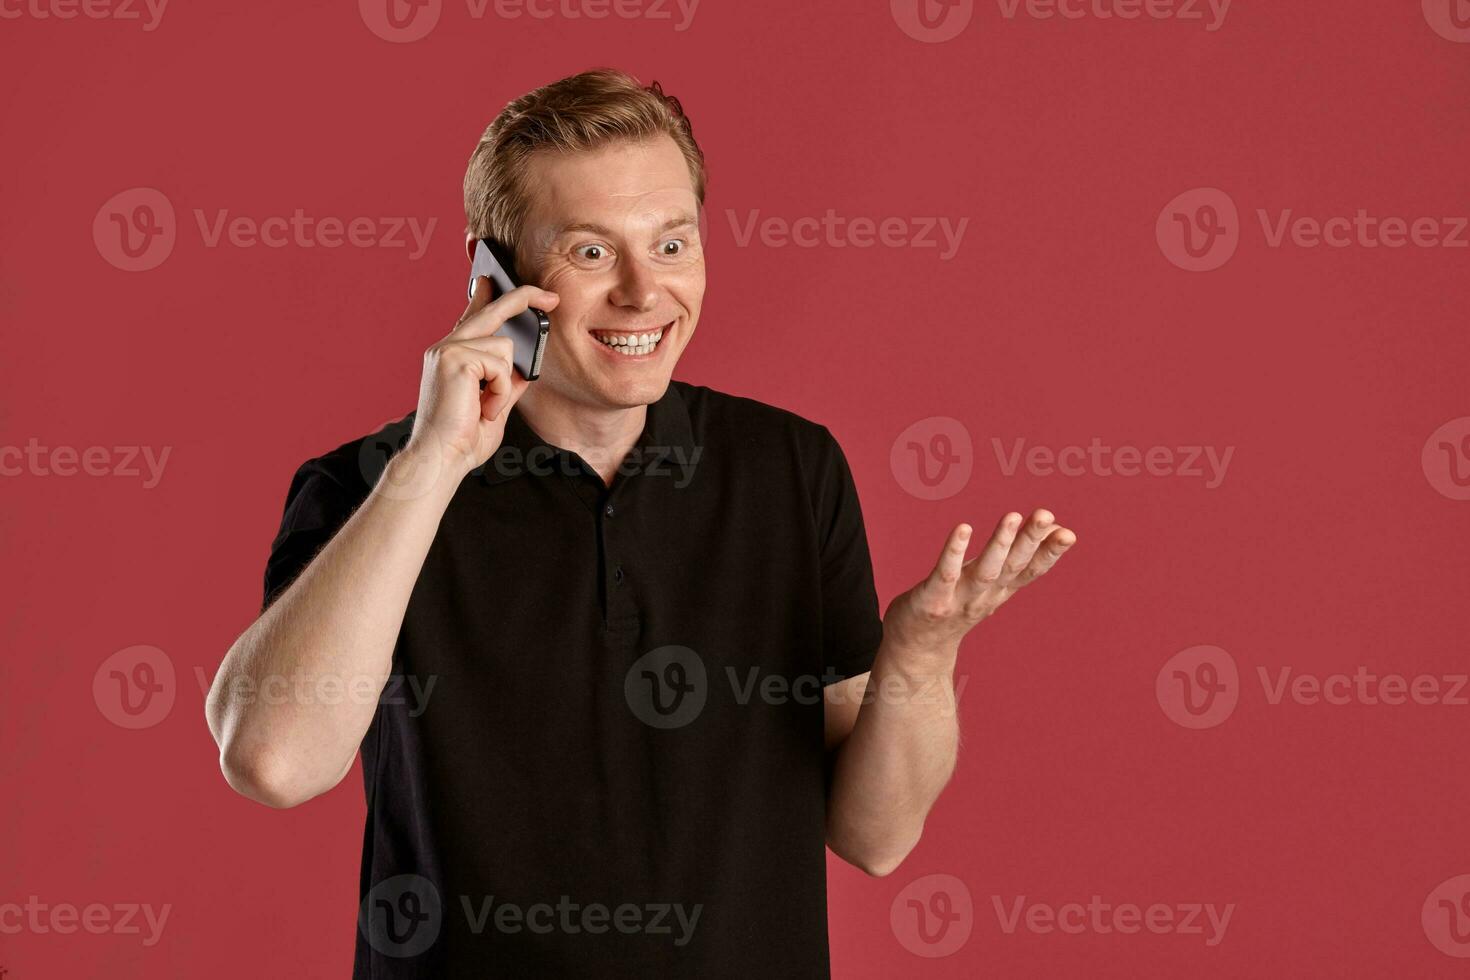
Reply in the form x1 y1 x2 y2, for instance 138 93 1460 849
218 739 315 810
830 828 922 878
207 655 317 810
854 848 911 879
207 671 349 809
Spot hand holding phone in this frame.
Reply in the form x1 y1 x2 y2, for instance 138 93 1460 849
400 248 558 479
468 238 551 381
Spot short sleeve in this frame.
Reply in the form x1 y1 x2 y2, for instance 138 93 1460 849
261 459 364 613
812 426 884 684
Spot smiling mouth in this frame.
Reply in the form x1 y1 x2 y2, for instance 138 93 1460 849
590 321 673 357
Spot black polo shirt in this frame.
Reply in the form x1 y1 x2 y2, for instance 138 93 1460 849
261 379 884 978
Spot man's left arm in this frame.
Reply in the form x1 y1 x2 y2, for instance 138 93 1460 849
824 510 1077 877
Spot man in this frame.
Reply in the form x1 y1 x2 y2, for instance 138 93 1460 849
206 67 1076 977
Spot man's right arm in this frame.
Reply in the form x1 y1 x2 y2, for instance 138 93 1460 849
206 444 462 808
205 276 559 808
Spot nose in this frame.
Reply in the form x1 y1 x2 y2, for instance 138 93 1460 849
608 255 660 313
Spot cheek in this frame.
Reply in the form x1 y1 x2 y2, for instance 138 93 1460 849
667 262 706 306
538 267 600 323
536 263 578 294
677 279 706 316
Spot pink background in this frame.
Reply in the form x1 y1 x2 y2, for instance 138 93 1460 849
3 0 1469 975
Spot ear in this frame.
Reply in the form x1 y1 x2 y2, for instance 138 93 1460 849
464 233 479 263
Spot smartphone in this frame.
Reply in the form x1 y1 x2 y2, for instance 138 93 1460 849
467 238 550 381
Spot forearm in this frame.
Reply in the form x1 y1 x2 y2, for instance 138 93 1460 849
207 446 463 807
826 634 961 876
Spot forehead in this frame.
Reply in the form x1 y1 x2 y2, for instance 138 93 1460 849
520 134 697 243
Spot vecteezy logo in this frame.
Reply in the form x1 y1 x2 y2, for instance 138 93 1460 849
1423 0 1470 42
359 0 442 42
891 0 974 42
93 188 176 272
890 873 974 957
93 645 176 729
361 874 442 958
1156 188 1239 272
624 645 706 729
1423 874 1470 957
890 417 973 500
1156 645 1239 729
1421 417 1470 501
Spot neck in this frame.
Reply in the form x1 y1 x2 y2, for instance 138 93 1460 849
516 384 648 487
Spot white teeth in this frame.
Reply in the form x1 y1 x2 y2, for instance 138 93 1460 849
595 326 667 354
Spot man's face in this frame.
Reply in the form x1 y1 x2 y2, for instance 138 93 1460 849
508 134 705 411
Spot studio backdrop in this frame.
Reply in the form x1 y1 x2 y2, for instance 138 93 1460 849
3 0 1469 976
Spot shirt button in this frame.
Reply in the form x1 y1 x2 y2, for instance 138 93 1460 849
604 503 615 517
614 564 625 583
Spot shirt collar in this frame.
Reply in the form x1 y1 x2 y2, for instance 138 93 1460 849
475 380 695 486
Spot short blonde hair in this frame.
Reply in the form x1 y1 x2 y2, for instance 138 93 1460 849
463 68 707 253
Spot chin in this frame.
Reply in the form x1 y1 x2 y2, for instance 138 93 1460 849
596 373 671 408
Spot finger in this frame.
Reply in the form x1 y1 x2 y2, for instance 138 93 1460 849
497 370 533 418
922 523 973 600
453 284 560 341
1014 525 1077 586
961 512 1022 592
447 334 515 361
441 335 514 388
447 338 522 422
998 509 1057 584
447 338 534 420
436 342 514 421
454 335 542 409
481 354 533 422
474 351 516 423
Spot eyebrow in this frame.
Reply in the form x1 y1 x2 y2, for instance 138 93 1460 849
549 212 699 239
